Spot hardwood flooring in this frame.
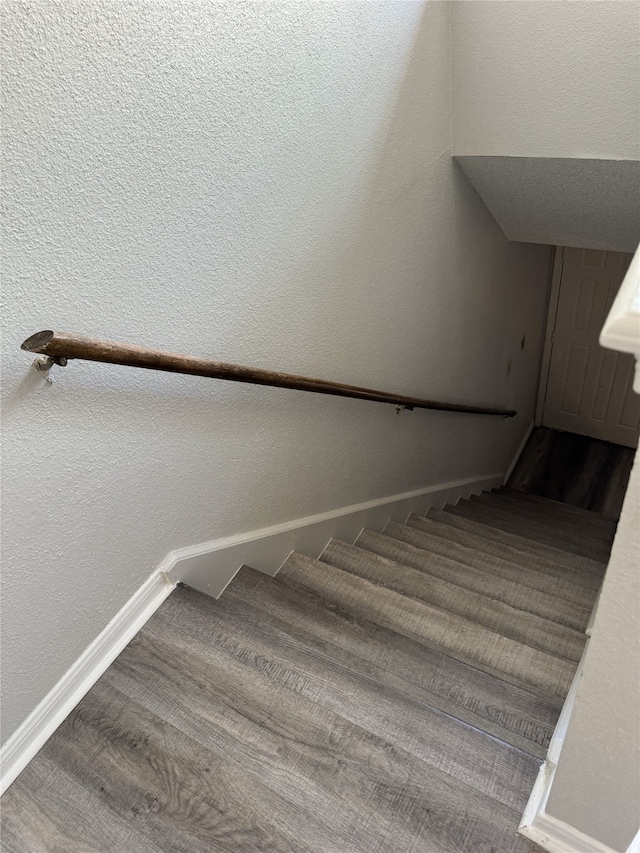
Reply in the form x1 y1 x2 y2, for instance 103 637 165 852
508 426 634 520
2 488 610 852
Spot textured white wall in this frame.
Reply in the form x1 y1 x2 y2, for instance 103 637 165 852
547 454 640 851
1 1 551 743
452 0 640 159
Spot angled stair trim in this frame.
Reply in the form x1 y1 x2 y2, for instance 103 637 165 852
168 473 503 598
503 419 534 484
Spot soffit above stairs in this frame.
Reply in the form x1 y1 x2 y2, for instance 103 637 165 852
454 155 640 253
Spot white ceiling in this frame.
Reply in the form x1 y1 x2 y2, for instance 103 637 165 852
456 156 640 253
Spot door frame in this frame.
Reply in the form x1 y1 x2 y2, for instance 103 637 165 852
535 246 565 426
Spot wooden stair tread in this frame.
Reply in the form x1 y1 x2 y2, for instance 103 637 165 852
323 539 586 662
499 486 619 527
110 586 545 853
227 567 562 755
449 501 612 562
275 551 577 701
404 514 601 601
472 494 615 544
147 585 542 811
361 523 592 632
37 678 327 853
427 507 608 574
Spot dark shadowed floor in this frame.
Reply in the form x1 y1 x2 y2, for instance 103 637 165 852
508 427 634 520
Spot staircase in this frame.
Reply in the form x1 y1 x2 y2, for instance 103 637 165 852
2 487 614 853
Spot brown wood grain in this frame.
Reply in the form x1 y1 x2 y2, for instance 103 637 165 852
21 330 516 416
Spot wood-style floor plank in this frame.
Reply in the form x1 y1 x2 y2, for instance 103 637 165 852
277 552 576 700
500 486 617 525
37 679 328 853
2 573 552 853
508 426 634 519
451 500 612 561
106 631 436 853
321 539 586 662
146 588 542 811
358 525 592 631
402 514 601 604
493 489 617 533
471 494 615 546
427 507 608 574
227 567 562 751
1 753 167 853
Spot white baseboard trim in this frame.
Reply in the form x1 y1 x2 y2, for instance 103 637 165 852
503 419 535 485
0 570 175 796
167 472 503 598
519 635 617 853
0 470 502 797
519 811 618 853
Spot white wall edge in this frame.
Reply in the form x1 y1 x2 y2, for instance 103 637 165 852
0 569 175 796
600 243 640 392
520 811 618 853
626 829 640 853
536 246 564 426
168 472 504 598
518 635 619 853
503 419 535 484
585 579 604 637
0 469 505 798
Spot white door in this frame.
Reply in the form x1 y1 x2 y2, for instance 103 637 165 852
542 247 640 448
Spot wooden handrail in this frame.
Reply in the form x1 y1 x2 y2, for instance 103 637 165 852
21 330 516 417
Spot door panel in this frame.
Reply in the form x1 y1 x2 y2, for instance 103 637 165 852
543 248 639 448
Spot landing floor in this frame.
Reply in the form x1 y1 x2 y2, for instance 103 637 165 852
508 426 634 520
